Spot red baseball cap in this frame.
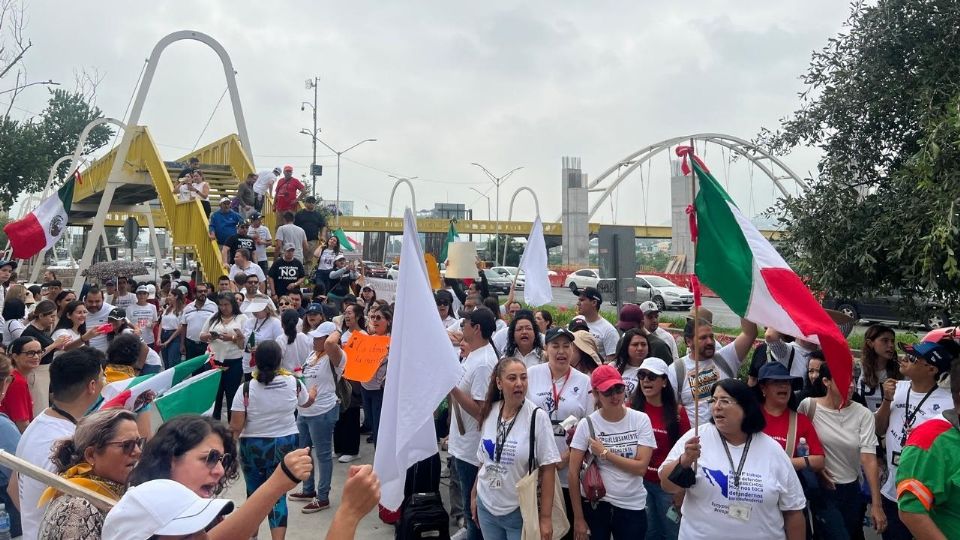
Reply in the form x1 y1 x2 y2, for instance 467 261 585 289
283 164 294 172
591 364 625 393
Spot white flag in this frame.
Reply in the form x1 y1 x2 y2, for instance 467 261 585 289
373 208 463 511
518 216 553 307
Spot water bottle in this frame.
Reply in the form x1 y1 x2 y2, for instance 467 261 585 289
0 502 12 540
797 437 809 457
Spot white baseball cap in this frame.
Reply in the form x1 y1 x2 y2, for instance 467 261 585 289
308 321 337 339
241 297 271 314
639 357 670 377
638 301 660 314
102 479 234 540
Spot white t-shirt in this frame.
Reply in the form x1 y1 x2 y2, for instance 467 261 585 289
585 316 619 358
881 381 953 501
201 315 248 361
127 303 159 345
17 412 76 540
570 409 657 510
275 224 307 261
230 374 306 437
180 300 217 342
254 169 276 196
250 225 272 262
160 309 182 331
299 352 344 416
85 302 114 352
117 327 163 367
2 318 25 344
228 262 265 284
653 326 680 360
318 249 337 271
663 424 806 539
621 365 641 399
667 342 743 426
526 363 592 488
276 332 313 372
112 292 137 311
448 343 499 466
858 368 892 413
492 327 509 353
476 400 560 516
764 340 812 380
798 397 877 484
241 316 283 374
51 328 81 358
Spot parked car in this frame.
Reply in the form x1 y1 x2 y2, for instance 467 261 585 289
635 275 694 310
387 265 400 280
490 266 525 290
822 294 953 329
564 268 601 293
483 269 513 295
362 260 388 278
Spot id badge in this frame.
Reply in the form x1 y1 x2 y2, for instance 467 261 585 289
489 476 503 489
666 505 681 524
728 502 752 522
892 451 901 467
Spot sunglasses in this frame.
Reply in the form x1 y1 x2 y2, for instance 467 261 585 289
279 302 291 306
202 449 234 469
437 302 450 307
600 385 626 397
637 371 661 382
105 437 146 455
246 281 259 286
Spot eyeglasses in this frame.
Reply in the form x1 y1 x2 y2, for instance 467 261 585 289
601 385 626 397
437 302 450 307
902 355 923 364
202 449 233 469
637 371 661 382
279 302 291 306
708 396 737 407
19 350 42 357
369 315 385 321
105 437 146 455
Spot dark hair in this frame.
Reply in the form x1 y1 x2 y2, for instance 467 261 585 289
84 286 104 300
54 290 75 305
56 300 87 333
482 297 501 319
343 304 366 332
504 310 541 358
861 324 899 389
632 372 682 444
614 329 648 374
481 357 527 421
218 275 230 283
44 279 63 289
371 305 393 333
232 272 248 289
800 350 827 398
281 309 300 344
809 361 832 398
9 336 39 370
283 211 295 222
211 292 240 324
288 289 303 300
107 333 143 367
2 298 25 321
50 346 104 402
683 318 712 341
711 379 766 434
435 289 454 307
535 309 554 330
29 299 58 321
325 235 341 253
50 409 137 473
755 375 801 411
129 415 239 494
254 341 282 385
235 248 251 261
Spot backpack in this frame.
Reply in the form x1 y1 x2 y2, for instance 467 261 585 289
395 456 448 540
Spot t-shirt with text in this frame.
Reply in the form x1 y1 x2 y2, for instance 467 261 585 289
666 342 743 426
526 363 592 488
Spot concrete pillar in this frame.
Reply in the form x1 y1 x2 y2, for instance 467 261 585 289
670 159 695 271
561 157 589 266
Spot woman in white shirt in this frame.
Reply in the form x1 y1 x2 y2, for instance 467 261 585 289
660 379 806 540
51 300 100 357
200 293 247 421
503 310 543 368
277 309 312 373
240 298 283 379
613 329 651 403
287 322 342 513
569 365 656 540
473 357 560 540
1 298 26 344
230 340 317 539
159 288 186 368
192 170 212 217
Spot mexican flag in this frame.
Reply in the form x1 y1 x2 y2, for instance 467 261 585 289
439 220 459 262
100 354 210 410
684 147 853 400
153 368 222 420
3 177 75 260
332 228 359 252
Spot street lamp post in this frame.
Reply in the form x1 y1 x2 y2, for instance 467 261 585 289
299 132 377 227
468 187 492 220
471 163 523 265
302 77 319 196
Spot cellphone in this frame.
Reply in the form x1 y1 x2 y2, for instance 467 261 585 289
210 331 221 339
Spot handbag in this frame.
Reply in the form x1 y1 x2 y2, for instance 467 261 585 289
328 355 352 412
517 407 570 540
785 410 822 498
580 416 607 507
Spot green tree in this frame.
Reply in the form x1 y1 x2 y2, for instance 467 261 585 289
758 0 960 310
483 235 524 266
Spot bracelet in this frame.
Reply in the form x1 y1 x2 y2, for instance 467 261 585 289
883 397 893 402
279 459 300 483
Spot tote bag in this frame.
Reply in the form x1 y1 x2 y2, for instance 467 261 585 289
517 407 570 540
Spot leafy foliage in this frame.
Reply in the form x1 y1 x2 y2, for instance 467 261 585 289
759 0 960 311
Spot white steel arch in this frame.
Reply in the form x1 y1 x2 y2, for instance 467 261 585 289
383 178 418 262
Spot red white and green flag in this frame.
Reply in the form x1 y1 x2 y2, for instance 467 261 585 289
682 147 853 399
152 368 222 420
100 354 210 410
3 177 75 260
332 228 360 252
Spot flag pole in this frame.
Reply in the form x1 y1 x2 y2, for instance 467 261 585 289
688 139 700 436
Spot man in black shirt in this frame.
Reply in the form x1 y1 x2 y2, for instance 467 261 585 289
294 196 327 268
268 243 306 298
221 221 257 265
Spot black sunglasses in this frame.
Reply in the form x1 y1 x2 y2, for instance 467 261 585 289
601 385 626 397
637 371 662 382
105 437 146 455
203 449 234 469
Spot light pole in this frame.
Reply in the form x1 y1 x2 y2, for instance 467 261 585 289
300 132 376 227
302 77 319 196
469 187 492 220
471 163 523 265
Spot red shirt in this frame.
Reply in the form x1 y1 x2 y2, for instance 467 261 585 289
0 370 33 424
761 408 824 457
641 402 692 483
274 177 305 212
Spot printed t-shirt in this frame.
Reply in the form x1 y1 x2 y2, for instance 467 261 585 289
663 424 806 539
570 409 656 510
112 293 137 311
896 413 960 536
299 352 345 416
180 300 217 342
224 234 257 264
476 400 560 516
859 368 892 413
448 343 499 466
621 365 641 400
761 408 824 457
17 412 76 540
666 342 743 426
584 316 618 358
241 316 284 373
85 302 115 352
881 381 953 502
127 303 159 345
269 258 306 295
526 363 591 488
230 374 307 437
798 397 877 484
640 402 691 483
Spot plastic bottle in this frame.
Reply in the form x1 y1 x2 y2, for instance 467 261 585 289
797 437 809 457
0 502 12 540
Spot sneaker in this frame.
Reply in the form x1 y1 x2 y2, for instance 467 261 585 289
302 499 330 513
451 527 468 540
338 454 359 463
289 491 317 502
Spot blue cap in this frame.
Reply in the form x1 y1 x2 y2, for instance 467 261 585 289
899 341 953 373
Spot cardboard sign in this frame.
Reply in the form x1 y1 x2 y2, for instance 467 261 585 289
342 333 391 382
424 253 443 290
364 277 397 303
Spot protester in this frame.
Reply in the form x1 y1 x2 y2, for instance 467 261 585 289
296 195 327 268
276 211 309 262
574 287 618 360
105 307 163 375
253 167 281 212
666 316 758 426
287 322 342 513
111 277 137 311
269 243 307 298
222 220 258 265
0 354 21 537
237 172 257 217
435 289 458 327
54 289 76 318
240 298 283 380
797 350 826 401
37 409 141 539
52 300 101 357
358 284 377 314
569 365 656 539
630 357 689 540
859 324 900 412
1 298 25 344
15 346 105 540
200 292 248 421
250 212 273 275
159 287 186 368
614 329 651 400
102 478 235 540
103 333 147 383
179 282 217 360
333 304 365 462
534 309 554 334
20 300 65 416
83 287 114 353
328 255 360 308
502 309 543 367
229 248 266 289
570 330 602 375
660 379 807 540
128 285 159 350
874 341 954 540
274 165 305 213
230 340 317 538
360 305 391 446
638 301 680 361
302 302 324 333
799 362 887 537
473 357 560 540
1 337 42 431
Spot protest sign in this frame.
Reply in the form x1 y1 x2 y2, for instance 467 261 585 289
342 332 391 382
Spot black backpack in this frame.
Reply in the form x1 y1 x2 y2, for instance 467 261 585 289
396 455 448 540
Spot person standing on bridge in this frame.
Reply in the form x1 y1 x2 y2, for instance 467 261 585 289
209 198 244 249
274 165 305 214
275 211 309 263
254 166 281 213
295 195 327 270
575 287 618 361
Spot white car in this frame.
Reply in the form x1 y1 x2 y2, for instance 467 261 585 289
386 265 400 280
563 268 601 293
635 274 694 311
490 266 525 289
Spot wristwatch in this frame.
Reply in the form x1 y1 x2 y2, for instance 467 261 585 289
600 449 610 460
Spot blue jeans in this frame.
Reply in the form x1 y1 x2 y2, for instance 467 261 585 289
239 434 299 528
160 329 182 368
454 458 482 540
834 481 867 540
296 406 339 501
583 501 647 540
477 498 521 540
361 387 384 445
643 480 679 540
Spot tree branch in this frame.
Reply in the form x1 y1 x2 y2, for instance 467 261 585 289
0 77 55 95
0 39 29 80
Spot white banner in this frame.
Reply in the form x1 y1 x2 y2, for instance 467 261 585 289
364 277 397 303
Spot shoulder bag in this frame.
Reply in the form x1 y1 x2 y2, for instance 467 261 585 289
517 407 570 540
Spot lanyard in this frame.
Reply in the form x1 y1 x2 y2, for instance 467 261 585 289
495 405 520 463
50 404 78 425
550 373 570 418
901 386 937 444
719 433 753 488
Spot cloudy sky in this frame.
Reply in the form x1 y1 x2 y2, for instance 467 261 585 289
9 0 851 227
